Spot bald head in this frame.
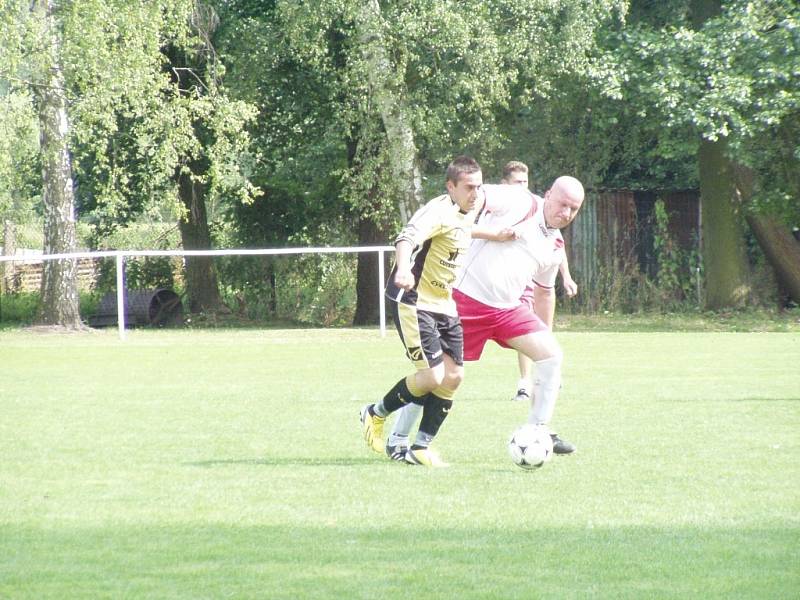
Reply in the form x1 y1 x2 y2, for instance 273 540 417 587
544 176 585 229
552 176 584 200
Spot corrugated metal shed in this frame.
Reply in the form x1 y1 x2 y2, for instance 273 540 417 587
564 189 700 285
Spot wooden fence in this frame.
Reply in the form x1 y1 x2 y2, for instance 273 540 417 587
1 255 100 293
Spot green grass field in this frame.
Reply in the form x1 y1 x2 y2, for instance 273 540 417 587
1 327 798 599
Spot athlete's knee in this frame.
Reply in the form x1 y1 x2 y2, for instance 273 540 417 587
442 364 464 391
538 335 563 363
415 364 445 392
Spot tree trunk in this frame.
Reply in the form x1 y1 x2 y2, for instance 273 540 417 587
165 30 223 316
697 138 751 308
355 0 423 224
2 220 17 293
177 165 224 313
735 164 800 305
34 0 82 328
353 217 390 325
692 0 751 309
746 214 800 305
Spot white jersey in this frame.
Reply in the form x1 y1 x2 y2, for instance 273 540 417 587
456 184 565 309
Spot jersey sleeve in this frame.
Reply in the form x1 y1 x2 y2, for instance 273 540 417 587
532 236 565 289
532 264 559 290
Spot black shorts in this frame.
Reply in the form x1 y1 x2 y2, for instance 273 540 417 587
390 300 464 369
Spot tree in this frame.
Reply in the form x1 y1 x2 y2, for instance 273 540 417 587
690 0 751 308
1 0 260 317
31 0 82 327
612 0 800 307
213 0 625 322
166 5 226 313
67 1 259 313
354 0 423 224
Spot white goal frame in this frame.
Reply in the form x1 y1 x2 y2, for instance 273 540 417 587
0 246 396 340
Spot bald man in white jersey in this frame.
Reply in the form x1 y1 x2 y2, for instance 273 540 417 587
455 176 584 452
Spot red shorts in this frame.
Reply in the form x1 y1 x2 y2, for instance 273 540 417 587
453 288 548 361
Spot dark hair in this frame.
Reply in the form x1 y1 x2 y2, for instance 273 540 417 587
446 155 481 184
502 161 528 180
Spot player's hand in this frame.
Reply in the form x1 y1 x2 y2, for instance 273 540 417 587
495 228 518 242
563 278 578 297
394 268 415 290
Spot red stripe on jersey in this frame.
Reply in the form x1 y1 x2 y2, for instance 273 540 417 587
511 196 538 227
555 238 564 249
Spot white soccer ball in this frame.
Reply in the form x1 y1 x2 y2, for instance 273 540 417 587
508 424 554 470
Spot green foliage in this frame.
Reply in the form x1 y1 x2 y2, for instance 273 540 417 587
273 254 356 326
1 0 261 252
214 255 355 326
0 88 40 217
91 223 182 294
652 199 702 308
0 290 100 324
614 0 800 221
214 0 629 232
0 291 38 323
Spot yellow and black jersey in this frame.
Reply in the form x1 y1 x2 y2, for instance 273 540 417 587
385 194 478 316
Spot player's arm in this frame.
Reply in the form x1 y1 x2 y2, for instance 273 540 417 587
559 254 578 297
532 283 556 330
393 200 441 290
393 239 415 290
471 225 517 241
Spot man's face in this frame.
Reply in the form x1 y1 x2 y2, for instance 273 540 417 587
447 170 483 213
503 171 528 188
544 186 583 229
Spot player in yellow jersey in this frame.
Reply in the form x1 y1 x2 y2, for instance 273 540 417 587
360 156 488 467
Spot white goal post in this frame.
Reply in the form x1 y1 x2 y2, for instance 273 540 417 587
0 246 396 340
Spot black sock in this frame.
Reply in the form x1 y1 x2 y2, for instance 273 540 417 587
378 377 419 415
417 393 453 441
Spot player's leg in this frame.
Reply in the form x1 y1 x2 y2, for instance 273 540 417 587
379 363 443 459
382 365 448 460
405 315 464 467
513 287 536 401
506 330 575 454
386 309 465 460
362 304 443 454
514 351 533 402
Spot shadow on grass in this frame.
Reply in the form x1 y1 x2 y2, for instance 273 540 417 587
183 456 379 468
661 397 800 403
1 523 797 599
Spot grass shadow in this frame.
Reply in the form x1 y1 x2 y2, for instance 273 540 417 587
183 456 378 468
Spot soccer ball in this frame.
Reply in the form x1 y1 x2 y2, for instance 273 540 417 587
508 424 554 470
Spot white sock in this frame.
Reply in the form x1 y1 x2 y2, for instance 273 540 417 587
388 402 423 446
527 352 562 426
516 377 531 394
